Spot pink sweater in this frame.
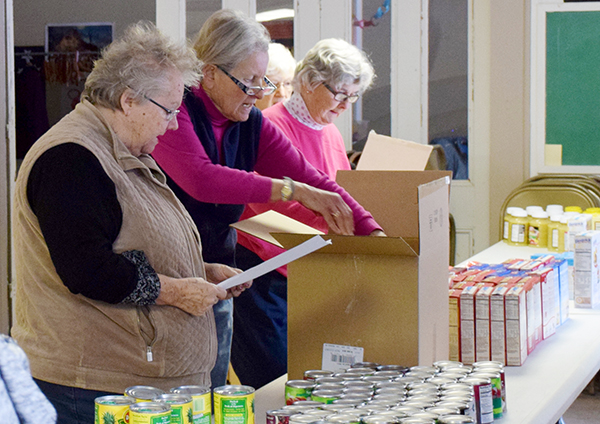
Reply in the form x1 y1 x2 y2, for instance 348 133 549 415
236 102 354 276
153 86 380 262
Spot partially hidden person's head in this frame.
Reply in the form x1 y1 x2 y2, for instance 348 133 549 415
294 38 375 126
193 9 274 122
255 43 296 110
84 21 200 156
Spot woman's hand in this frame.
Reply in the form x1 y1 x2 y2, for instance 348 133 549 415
370 229 386 237
271 179 354 235
156 274 228 316
205 263 252 298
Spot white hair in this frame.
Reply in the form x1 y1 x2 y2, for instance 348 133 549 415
294 38 375 94
266 43 296 80
84 21 200 111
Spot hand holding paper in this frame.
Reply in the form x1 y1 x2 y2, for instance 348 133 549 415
218 235 332 290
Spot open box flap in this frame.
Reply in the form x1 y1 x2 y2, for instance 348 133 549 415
356 131 433 171
336 170 452 239
273 233 419 257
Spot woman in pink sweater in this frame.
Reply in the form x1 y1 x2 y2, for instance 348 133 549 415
233 38 379 388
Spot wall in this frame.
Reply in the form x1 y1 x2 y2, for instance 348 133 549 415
14 0 155 46
489 0 530 242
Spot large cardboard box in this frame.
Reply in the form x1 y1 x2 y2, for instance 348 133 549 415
276 171 451 379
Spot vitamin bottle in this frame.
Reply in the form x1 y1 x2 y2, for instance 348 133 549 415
557 215 569 253
528 211 549 248
508 209 528 246
503 207 524 243
547 214 562 252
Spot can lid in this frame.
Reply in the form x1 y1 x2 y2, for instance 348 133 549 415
170 385 210 395
124 386 165 400
213 385 255 395
153 393 193 404
437 415 476 423
129 401 171 414
95 395 136 406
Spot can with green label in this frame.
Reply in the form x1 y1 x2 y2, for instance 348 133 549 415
153 394 193 424
129 402 171 424
170 385 211 424
213 385 255 424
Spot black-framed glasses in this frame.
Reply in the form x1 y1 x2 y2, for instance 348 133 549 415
143 95 180 122
216 65 276 96
323 82 360 104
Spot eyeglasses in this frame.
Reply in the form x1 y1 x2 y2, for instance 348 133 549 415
125 85 180 122
216 65 277 96
323 82 360 104
143 95 180 122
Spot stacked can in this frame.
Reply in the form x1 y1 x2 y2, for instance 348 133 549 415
170 385 212 424
94 395 136 424
273 360 510 424
213 385 255 424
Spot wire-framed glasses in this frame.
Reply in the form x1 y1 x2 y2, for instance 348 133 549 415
216 65 277 96
143 96 180 122
323 82 360 104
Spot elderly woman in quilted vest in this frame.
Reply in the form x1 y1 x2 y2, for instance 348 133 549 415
11 22 250 424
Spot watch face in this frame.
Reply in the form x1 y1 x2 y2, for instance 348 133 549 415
281 184 293 201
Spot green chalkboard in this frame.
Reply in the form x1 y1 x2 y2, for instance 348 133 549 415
546 11 600 166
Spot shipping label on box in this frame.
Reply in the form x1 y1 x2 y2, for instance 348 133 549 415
505 285 528 366
574 231 600 309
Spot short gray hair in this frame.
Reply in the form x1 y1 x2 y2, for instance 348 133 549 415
294 38 375 94
193 9 270 71
84 21 201 111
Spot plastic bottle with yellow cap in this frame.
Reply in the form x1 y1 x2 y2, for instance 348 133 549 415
558 215 569 253
503 207 525 243
547 214 562 252
508 209 528 246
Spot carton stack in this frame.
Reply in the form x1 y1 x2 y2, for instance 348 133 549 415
449 255 570 366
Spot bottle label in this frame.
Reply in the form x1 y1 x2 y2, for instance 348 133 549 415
511 224 525 243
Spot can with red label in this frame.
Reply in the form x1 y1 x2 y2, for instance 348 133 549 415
285 380 316 405
470 370 502 419
461 377 493 424
266 409 297 424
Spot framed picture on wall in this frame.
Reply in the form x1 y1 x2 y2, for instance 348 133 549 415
45 22 113 54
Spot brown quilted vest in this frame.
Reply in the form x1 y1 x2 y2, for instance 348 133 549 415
12 99 216 393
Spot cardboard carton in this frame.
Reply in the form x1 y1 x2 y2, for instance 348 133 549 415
505 285 528 366
475 286 495 362
574 231 600 309
278 171 451 379
490 285 512 364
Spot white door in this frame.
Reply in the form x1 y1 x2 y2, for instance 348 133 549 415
392 0 491 264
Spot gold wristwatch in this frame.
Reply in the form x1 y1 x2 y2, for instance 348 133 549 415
281 177 295 201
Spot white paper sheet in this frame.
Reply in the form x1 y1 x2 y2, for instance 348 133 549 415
217 235 332 290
